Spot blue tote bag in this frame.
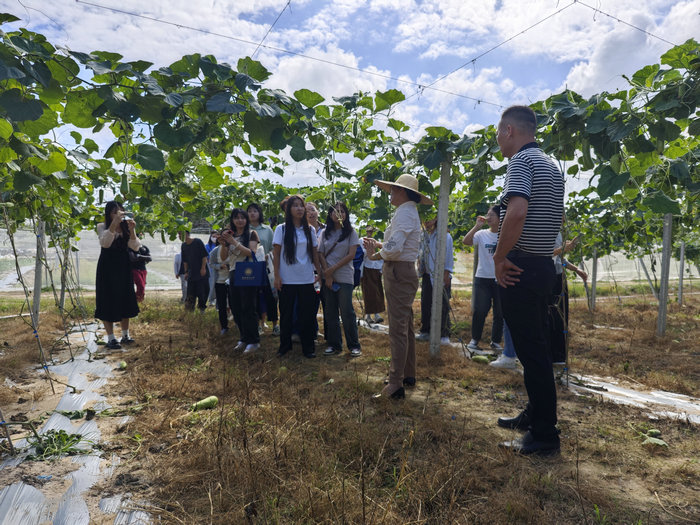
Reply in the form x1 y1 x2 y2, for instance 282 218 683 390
233 253 265 287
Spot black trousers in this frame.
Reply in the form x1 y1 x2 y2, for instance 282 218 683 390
419 274 451 338
185 278 209 311
279 284 317 356
215 282 229 330
548 273 569 363
471 276 503 343
229 283 260 344
257 263 279 323
501 255 558 441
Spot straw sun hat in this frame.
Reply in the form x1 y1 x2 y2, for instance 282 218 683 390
373 174 434 205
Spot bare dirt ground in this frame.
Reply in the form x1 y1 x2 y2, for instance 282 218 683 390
0 290 698 524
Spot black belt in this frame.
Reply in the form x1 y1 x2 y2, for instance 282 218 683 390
507 249 545 258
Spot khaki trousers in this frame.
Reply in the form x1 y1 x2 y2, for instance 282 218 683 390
383 261 419 389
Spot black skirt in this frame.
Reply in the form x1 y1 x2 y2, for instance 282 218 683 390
95 242 140 322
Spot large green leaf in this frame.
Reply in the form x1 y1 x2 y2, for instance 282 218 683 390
29 151 66 174
250 101 281 118
154 122 194 148
237 57 271 82
419 148 445 170
63 90 104 128
374 89 405 112
688 119 700 136
134 144 165 171
607 116 641 142
0 13 20 24
597 166 629 199
206 92 246 114
197 165 224 190
294 88 324 108
0 146 17 162
13 170 45 191
0 89 43 121
585 110 611 134
0 118 13 139
642 191 680 215
234 73 261 93
647 119 681 142
164 93 184 107
0 60 25 80
243 113 284 151
18 106 58 137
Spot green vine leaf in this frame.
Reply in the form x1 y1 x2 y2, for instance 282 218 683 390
597 166 629 200
134 144 165 171
642 191 680 215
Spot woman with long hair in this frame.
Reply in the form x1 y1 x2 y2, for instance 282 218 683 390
95 201 141 349
221 208 260 353
247 203 279 335
319 202 362 357
272 195 321 358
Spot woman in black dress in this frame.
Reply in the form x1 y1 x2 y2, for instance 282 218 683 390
95 201 141 349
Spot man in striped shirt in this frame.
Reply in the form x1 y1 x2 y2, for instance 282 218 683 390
492 105 565 456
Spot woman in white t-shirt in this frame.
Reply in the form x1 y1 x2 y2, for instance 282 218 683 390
272 195 321 358
462 204 503 353
319 202 362 357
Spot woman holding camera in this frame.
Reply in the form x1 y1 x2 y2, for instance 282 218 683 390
220 209 260 353
318 202 362 357
95 201 141 350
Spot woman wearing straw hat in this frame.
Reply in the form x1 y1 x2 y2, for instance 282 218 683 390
364 174 433 399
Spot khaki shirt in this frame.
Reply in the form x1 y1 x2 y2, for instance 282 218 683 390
380 201 421 262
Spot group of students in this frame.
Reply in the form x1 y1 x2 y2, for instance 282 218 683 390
174 198 372 359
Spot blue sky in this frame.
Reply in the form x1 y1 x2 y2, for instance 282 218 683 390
1 0 698 187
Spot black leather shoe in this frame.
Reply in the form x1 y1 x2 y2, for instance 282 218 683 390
106 339 121 350
304 352 316 359
499 431 560 456
497 411 530 431
383 377 416 387
120 336 135 345
373 386 405 400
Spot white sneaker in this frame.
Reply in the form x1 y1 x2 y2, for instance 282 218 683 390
415 332 430 341
243 343 260 354
234 341 245 351
324 347 340 356
467 340 480 351
349 348 362 357
489 354 518 369
489 341 504 351
440 337 450 345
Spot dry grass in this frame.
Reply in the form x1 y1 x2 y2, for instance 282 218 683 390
2 292 699 524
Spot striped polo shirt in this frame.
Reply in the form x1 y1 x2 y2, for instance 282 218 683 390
499 143 564 256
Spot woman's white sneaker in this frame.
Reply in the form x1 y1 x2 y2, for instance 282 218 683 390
489 354 518 369
243 343 260 354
